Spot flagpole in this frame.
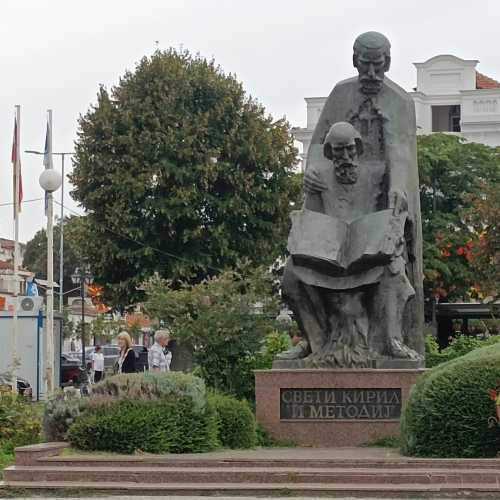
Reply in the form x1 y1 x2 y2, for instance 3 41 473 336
12 105 21 394
46 109 55 394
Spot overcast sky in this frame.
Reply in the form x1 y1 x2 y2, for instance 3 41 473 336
1 0 499 243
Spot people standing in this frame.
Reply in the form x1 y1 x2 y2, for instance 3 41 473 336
116 332 136 374
92 345 105 383
148 330 170 372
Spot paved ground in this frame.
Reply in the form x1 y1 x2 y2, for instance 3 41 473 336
3 497 445 500
61 446 402 460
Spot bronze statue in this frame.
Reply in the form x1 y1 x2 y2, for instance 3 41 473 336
277 32 424 368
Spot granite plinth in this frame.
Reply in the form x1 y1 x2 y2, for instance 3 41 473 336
255 368 424 447
273 358 423 370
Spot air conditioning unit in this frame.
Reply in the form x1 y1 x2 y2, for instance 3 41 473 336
6 295 44 314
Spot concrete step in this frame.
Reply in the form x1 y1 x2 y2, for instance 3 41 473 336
5 465 500 485
37 455 500 469
4 480 500 497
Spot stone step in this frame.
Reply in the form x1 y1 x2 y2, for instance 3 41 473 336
5 465 500 485
4 480 500 497
37 455 500 469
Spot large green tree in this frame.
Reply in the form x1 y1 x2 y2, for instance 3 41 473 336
23 215 83 306
418 134 500 302
70 49 298 306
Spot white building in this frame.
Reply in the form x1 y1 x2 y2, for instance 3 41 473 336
293 55 500 170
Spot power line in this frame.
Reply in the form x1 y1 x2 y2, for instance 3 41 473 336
52 200 224 273
0 197 44 207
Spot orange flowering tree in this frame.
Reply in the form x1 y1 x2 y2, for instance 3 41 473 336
418 134 500 302
465 183 500 300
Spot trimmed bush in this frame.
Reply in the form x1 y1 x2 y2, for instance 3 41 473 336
67 372 219 454
0 393 41 453
401 342 500 457
43 390 87 441
209 392 256 449
68 397 218 454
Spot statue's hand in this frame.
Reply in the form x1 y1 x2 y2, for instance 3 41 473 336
304 168 328 194
389 189 408 216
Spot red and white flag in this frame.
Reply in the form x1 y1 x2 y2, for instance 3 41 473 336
11 115 23 216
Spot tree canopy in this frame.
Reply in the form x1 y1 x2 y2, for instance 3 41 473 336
70 49 299 306
418 133 500 302
143 265 281 400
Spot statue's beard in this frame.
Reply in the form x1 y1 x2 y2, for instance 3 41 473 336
359 76 383 95
335 162 359 184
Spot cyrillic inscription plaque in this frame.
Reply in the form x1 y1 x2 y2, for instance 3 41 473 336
280 388 401 420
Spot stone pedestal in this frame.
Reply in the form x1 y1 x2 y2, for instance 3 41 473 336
255 368 424 447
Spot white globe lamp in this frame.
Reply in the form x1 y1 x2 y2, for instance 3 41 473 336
39 169 62 193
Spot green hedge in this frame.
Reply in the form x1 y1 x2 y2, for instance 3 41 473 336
425 334 500 368
401 342 500 457
60 372 261 454
65 372 222 454
209 392 256 449
68 397 218 454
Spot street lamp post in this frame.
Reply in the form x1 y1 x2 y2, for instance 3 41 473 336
26 149 74 312
71 267 94 368
39 167 62 394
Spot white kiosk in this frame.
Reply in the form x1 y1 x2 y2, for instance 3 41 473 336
0 296 62 400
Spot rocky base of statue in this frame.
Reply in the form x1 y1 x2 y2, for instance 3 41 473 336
273 338 424 370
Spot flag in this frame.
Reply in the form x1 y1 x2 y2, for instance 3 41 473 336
43 121 52 214
11 116 23 216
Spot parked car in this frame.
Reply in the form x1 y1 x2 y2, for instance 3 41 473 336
101 345 121 370
60 353 81 385
64 347 94 363
0 372 32 398
65 345 120 371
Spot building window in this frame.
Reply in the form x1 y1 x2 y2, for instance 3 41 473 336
432 105 461 132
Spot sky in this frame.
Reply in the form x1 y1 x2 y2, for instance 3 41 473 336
1 0 500 243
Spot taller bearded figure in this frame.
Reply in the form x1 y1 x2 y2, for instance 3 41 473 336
279 32 424 368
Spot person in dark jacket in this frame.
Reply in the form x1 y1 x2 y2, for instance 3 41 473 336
116 332 136 374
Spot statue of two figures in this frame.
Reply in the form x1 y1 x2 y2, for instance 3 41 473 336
277 32 425 369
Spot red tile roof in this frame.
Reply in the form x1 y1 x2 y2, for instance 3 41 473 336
476 72 500 89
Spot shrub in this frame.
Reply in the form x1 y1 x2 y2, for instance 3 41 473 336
425 334 500 368
43 390 88 441
209 392 256 449
91 371 206 411
253 331 291 369
68 397 218 454
67 372 219 454
0 393 41 453
401 342 500 457
424 335 446 368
